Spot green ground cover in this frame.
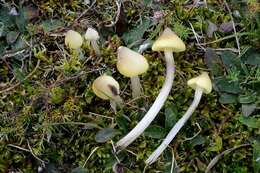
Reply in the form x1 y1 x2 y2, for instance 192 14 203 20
0 0 260 172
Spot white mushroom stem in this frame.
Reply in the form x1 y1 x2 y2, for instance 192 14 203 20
116 51 175 149
130 76 142 98
145 87 204 165
90 40 101 57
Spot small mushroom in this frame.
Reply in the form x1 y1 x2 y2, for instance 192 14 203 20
145 72 212 165
92 75 123 112
117 46 149 98
116 28 185 150
85 28 101 57
65 30 83 49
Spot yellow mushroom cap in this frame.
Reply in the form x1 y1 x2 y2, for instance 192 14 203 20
117 46 149 77
187 72 212 94
152 27 186 52
85 28 100 41
65 30 83 49
92 75 120 100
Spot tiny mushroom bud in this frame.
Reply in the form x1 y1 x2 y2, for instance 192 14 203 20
85 27 101 57
117 46 149 98
65 30 83 49
116 28 186 150
145 72 212 165
92 75 123 112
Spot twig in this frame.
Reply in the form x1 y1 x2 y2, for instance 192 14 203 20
72 0 96 24
7 144 30 152
88 112 114 120
111 140 120 163
0 49 26 60
170 147 176 173
189 21 206 51
49 71 86 88
105 0 122 27
37 121 101 128
83 146 99 167
213 48 239 53
205 144 251 173
181 122 201 142
27 140 47 165
224 0 240 54
199 32 256 45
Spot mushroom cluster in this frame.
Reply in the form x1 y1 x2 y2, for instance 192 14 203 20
64 27 101 57
116 28 186 150
64 26 212 166
146 72 212 165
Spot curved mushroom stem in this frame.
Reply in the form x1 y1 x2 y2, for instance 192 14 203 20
116 51 175 149
130 76 143 98
110 95 123 113
90 40 101 57
145 87 203 165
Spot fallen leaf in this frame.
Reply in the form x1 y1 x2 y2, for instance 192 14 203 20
219 21 234 33
207 21 218 38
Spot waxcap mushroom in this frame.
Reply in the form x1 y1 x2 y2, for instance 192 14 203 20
117 46 149 77
152 27 186 52
92 75 120 100
65 30 83 49
187 72 212 94
85 28 100 41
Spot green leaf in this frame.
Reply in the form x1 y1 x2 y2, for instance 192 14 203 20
0 7 15 36
189 135 206 148
95 128 118 143
15 8 28 33
12 67 26 82
165 106 178 130
242 104 256 117
6 31 19 45
71 167 88 173
215 77 240 94
253 141 260 173
122 19 152 46
221 51 241 72
204 48 224 76
238 94 256 104
144 125 167 139
219 93 237 104
238 116 260 128
144 0 153 6
241 48 260 65
115 115 129 133
40 19 64 33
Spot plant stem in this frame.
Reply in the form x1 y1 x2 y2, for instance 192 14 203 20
145 87 203 165
91 40 101 57
130 76 142 98
116 51 175 149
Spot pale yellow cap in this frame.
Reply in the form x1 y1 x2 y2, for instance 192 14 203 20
152 27 186 52
65 30 83 49
117 46 149 77
187 72 212 94
92 75 120 100
85 28 100 41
